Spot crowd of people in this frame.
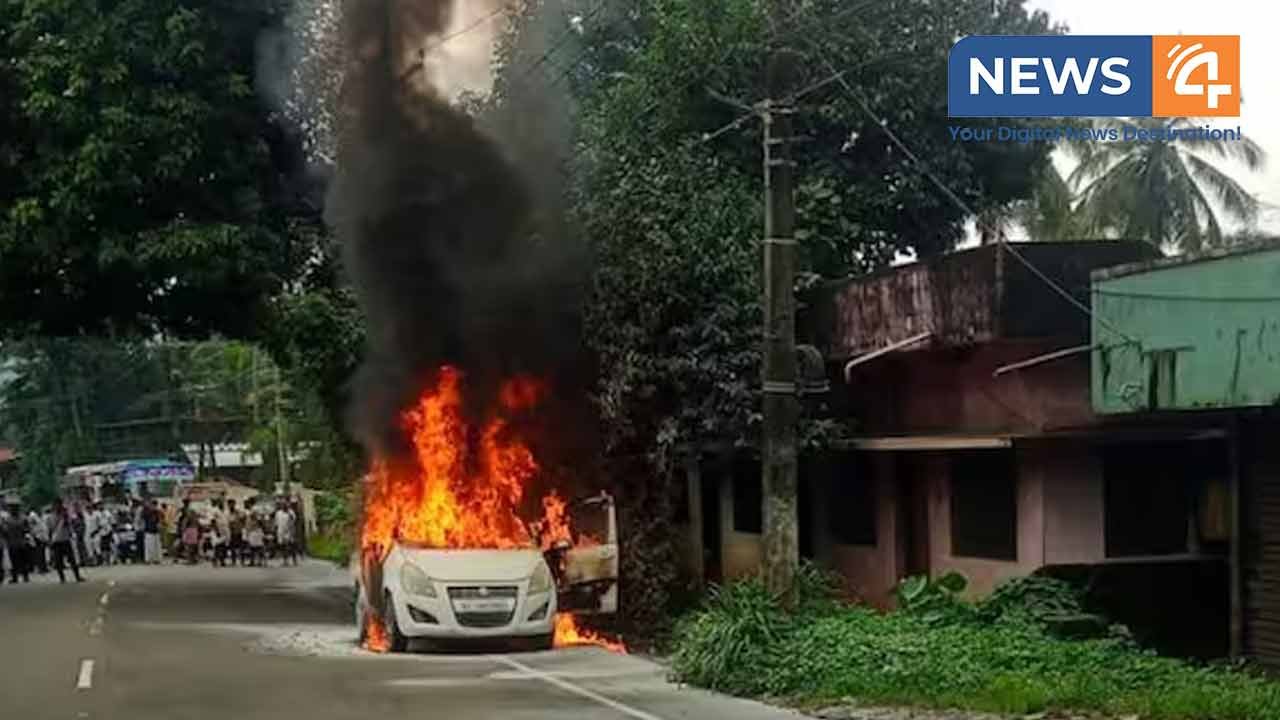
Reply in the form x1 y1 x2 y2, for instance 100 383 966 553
0 494 307 585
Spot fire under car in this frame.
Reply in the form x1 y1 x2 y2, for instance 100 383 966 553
352 492 618 652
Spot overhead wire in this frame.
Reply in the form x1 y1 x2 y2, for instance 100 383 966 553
781 8 1140 344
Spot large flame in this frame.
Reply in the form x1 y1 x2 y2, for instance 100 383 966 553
359 366 622 652
360 367 554 552
554 613 627 654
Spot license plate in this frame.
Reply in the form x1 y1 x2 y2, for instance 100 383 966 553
453 598 515 613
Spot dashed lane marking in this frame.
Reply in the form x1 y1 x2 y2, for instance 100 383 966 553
490 655 665 720
76 659 94 690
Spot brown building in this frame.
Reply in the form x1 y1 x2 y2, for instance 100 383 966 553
683 241 1233 658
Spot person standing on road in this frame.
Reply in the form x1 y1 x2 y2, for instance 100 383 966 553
28 507 49 574
245 505 265 567
211 500 230 567
131 499 146 563
178 500 199 565
2 502 32 584
48 499 85 583
71 502 89 567
142 499 162 564
83 502 101 566
226 499 245 566
274 501 296 567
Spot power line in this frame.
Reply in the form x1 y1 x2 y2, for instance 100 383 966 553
424 5 508 55
1093 288 1280 303
782 12 1139 344
516 0 612 87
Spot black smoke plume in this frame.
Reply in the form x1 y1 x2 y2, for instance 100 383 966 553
328 0 583 462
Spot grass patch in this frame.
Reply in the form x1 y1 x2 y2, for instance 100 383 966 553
307 532 352 566
670 569 1280 719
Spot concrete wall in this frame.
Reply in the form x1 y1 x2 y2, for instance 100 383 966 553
1093 246 1280 414
845 340 1096 437
703 441 1112 601
916 450 1047 597
719 470 762 580
1036 442 1107 565
816 454 901 607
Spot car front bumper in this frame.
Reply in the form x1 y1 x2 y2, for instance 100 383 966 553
389 584 555 639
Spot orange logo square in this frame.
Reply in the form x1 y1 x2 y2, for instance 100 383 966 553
1152 36 1240 117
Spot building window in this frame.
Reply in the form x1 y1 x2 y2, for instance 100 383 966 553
1104 443 1192 557
732 458 762 534
950 450 1018 561
829 454 877 546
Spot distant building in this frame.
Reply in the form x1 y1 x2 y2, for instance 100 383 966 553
681 240 1246 658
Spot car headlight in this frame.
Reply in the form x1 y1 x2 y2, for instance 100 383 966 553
528 562 553 595
400 563 437 598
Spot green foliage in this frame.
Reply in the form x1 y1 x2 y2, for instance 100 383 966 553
670 564 844 690
565 0 1059 465
893 572 976 625
670 574 1280 719
1068 117 1267 252
0 338 358 499
976 575 1086 624
307 531 352 566
0 0 310 338
313 489 352 532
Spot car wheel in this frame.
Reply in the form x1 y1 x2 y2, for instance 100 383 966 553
383 591 409 653
532 633 554 652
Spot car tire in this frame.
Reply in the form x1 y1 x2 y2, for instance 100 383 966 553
532 633 554 652
383 591 409 653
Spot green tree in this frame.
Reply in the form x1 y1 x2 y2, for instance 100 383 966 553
1068 117 1266 252
0 0 311 338
1011 164 1087 242
555 0 1058 461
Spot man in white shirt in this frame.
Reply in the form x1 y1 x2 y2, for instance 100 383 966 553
273 502 296 567
28 508 49 574
83 504 101 566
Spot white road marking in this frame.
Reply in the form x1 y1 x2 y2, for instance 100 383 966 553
108 580 117 588
89 617 104 637
76 659 94 690
99 593 110 606
491 655 665 720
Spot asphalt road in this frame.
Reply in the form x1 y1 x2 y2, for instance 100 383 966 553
0 559 800 720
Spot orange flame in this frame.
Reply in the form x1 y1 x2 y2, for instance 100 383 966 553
358 366 624 654
554 613 627 654
360 367 563 552
364 609 390 653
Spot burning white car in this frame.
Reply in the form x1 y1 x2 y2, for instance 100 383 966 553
353 492 618 652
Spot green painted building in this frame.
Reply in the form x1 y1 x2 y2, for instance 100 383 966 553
1092 241 1280 414
1090 240 1280 668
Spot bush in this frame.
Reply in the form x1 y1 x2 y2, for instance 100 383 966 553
670 573 1280 719
308 532 352 566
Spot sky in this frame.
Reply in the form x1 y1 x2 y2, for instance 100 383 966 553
1026 0 1280 235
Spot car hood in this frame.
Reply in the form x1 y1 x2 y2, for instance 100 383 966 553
396 546 545 583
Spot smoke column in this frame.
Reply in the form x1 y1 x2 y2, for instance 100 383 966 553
328 0 580 461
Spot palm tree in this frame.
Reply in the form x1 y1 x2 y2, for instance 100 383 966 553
1067 118 1265 252
1013 163 1089 242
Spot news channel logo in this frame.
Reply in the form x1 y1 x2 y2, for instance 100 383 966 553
947 35 1240 118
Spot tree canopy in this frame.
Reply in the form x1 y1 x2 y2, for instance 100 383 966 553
0 0 313 338
1067 117 1266 252
551 0 1059 462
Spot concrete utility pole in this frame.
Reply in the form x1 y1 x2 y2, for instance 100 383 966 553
761 0 800 602
274 363 290 496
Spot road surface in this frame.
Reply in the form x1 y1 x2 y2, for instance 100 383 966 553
0 559 800 720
